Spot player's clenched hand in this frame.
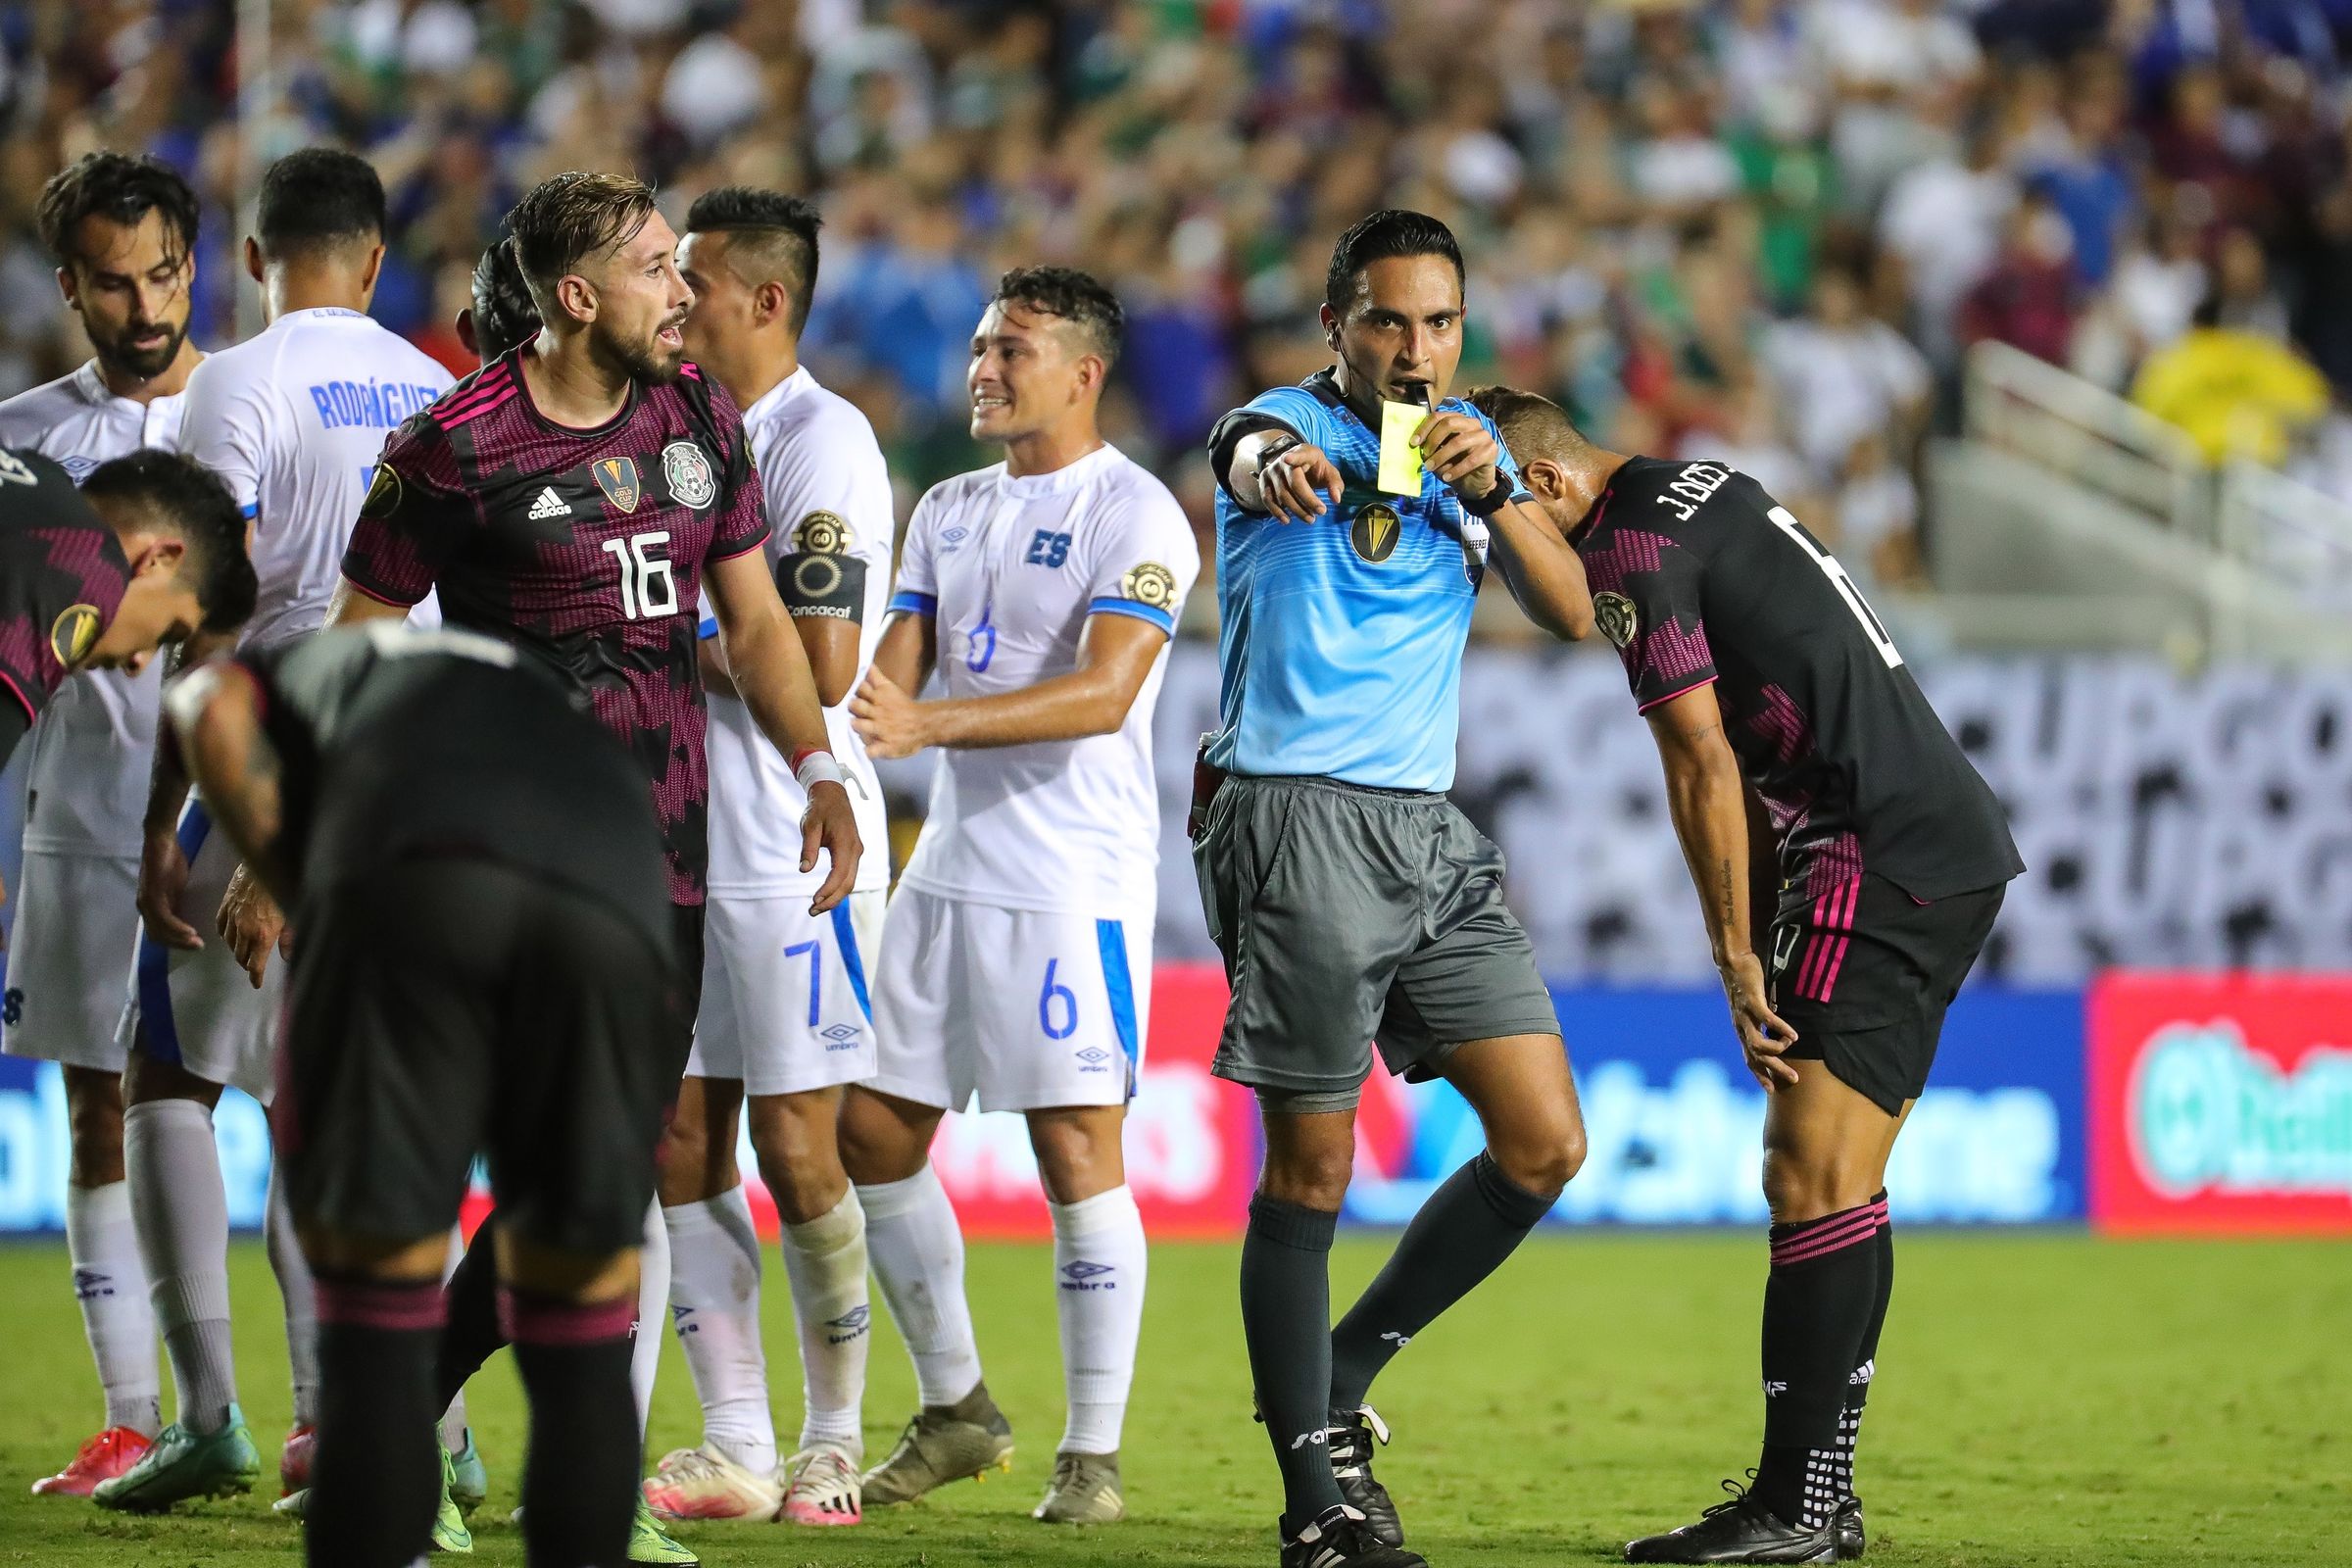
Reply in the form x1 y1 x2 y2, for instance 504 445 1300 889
1720 950 1799 1091
800 780 860 914
218 864 289 989
849 666 928 760
1413 411 1502 501
1258 443 1345 523
139 826 204 951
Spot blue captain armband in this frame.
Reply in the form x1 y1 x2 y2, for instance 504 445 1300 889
1087 596 1175 634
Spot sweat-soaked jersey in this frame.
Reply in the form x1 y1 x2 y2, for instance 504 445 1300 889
1574 455 2022 906
340 354 769 904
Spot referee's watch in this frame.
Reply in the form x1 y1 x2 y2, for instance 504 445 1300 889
1254 433 1303 481
1455 472 1513 516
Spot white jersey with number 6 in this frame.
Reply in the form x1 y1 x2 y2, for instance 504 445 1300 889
178 306 451 651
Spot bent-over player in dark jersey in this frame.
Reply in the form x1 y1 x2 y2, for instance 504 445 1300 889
328 173 861 1568
164 622 678 1568
0 448 253 769
1472 387 2022 1566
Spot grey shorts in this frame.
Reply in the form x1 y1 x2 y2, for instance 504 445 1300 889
1195 773 1558 1105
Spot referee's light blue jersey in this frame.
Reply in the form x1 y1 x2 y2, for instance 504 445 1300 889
1207 370 1530 792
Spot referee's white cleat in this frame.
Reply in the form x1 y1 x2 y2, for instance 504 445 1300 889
641 1444 784 1522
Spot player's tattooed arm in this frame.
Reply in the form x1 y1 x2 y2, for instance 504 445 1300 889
1643 682 1800 1090
136 628 240 951
705 547 862 912
853 612 1163 758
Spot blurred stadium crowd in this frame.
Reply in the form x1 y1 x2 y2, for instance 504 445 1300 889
10 0 2352 612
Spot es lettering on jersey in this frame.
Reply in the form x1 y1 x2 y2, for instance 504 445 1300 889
702 367 894 898
1205 370 1530 793
343 353 769 905
889 443 1199 914
177 307 454 652
0 362 185 858
1576 456 2023 906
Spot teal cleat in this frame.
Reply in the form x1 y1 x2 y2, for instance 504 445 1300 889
448 1432 488 1518
92 1404 260 1512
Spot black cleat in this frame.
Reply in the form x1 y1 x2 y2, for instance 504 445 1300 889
1835 1495 1864 1560
1281 1504 1427 1568
1624 1479 1838 1564
1327 1407 1403 1546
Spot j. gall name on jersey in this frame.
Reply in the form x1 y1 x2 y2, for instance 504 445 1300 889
1653 462 1734 522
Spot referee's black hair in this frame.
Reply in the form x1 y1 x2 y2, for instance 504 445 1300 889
1326 209 1466 318
35 152 199 272
990 266 1123 367
684 187 823 333
256 148 386 259
82 451 258 634
469 237 542 361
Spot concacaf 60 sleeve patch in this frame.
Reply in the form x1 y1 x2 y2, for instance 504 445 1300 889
361 463 403 518
792 511 852 555
50 604 102 668
1121 562 1177 610
1593 590 1638 650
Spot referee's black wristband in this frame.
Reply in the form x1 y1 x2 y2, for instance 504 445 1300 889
1457 479 1514 517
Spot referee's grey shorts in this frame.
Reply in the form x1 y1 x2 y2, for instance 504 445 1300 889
1195 772 1559 1110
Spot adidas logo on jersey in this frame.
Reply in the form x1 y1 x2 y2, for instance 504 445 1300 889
527 486 570 519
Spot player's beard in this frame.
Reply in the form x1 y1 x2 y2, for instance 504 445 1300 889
92 315 188 384
603 312 688 387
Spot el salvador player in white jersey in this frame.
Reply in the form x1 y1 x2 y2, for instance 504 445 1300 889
640 188 895 1528
0 151 205 1499
97 149 453 1514
842 268 1198 1527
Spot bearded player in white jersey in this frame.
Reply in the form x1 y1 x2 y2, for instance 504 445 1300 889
0 151 203 1499
843 268 1198 1527
639 187 894 1529
99 148 456 1514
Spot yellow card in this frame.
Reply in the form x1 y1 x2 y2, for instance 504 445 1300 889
1378 399 1426 496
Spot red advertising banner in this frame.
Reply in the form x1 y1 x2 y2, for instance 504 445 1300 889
2087 972 2352 1234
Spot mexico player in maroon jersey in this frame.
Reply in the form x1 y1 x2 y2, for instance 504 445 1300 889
1471 388 2022 1566
0 447 254 767
326 172 860 1567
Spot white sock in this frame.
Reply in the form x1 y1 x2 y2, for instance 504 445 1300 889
126 1099 237 1434
65 1181 160 1437
632 1197 668 1441
442 1224 469 1454
663 1188 775 1473
858 1165 982 1408
778 1187 868 1455
266 1164 320 1428
1050 1186 1148 1456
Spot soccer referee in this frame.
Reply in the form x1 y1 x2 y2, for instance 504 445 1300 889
1200 210 1594 1568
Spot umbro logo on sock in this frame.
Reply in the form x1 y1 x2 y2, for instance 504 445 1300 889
71 1267 115 1301
1059 1260 1116 1292
527 486 570 519
825 1305 870 1345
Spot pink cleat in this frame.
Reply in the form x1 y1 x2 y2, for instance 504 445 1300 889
279 1424 317 1496
641 1445 783 1522
781 1444 862 1527
30 1427 153 1496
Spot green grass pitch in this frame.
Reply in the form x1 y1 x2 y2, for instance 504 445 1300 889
0 1234 2342 1565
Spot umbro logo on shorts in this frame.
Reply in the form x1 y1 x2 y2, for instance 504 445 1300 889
527 485 570 519
821 1023 861 1048
1076 1045 1111 1070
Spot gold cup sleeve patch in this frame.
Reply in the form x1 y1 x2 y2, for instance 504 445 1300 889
1120 562 1177 610
50 604 102 669
1593 590 1639 650
361 463 403 518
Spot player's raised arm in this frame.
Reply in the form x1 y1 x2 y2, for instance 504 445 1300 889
1411 407 1592 640
704 546 860 911
1644 681 1799 1088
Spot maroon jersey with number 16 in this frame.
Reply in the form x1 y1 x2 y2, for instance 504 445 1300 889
342 354 769 905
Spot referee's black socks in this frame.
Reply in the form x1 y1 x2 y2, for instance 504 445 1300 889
504 1287 639 1568
1328 1152 1555 1416
308 1275 446 1568
1753 1196 1888 1532
1241 1194 1346 1535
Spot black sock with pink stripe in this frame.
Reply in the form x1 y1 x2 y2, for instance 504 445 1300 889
307 1275 447 1568
1836 1191 1894 1500
1750 1196 1887 1532
504 1287 638 1568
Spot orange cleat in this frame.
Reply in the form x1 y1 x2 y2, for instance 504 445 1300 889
30 1427 153 1496
279 1424 317 1496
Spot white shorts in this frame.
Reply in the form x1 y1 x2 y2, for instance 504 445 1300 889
868 887 1151 1114
115 801 282 1103
1 851 140 1072
687 887 884 1097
